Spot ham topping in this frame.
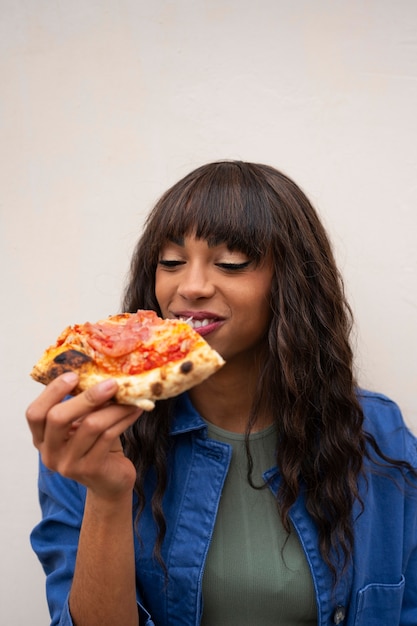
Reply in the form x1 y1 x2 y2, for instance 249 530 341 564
81 310 194 368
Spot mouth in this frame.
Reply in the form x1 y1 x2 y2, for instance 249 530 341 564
175 313 224 335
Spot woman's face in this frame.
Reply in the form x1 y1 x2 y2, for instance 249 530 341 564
155 235 273 365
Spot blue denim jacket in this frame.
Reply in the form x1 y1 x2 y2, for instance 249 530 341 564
31 390 417 626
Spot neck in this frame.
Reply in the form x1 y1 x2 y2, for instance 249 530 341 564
188 355 272 434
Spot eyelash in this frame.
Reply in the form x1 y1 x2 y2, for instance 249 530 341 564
158 260 251 271
158 260 184 268
217 262 251 271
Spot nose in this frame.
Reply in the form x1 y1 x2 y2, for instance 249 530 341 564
177 264 216 300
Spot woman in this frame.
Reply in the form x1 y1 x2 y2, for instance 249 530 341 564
27 161 417 626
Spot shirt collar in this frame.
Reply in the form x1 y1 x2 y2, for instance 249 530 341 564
169 393 208 436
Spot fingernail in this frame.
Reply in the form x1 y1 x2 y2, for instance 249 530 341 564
62 372 78 384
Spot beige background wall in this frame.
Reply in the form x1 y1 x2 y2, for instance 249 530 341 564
1 1 416 623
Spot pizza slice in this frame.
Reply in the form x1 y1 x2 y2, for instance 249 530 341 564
30 310 225 410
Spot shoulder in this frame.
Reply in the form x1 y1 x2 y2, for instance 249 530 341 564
358 389 417 467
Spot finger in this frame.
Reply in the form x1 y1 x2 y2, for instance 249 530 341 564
64 406 141 464
29 376 119 450
26 372 80 447
43 383 142 462
41 378 117 431
41 378 121 445
62 402 140 454
44 404 142 474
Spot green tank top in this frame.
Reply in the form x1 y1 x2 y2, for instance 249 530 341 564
201 422 317 625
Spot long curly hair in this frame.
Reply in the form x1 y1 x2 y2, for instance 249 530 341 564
121 160 405 579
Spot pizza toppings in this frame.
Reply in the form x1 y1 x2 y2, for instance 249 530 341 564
30 310 225 409
83 311 156 358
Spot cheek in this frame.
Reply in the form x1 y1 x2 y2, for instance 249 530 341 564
234 283 272 329
251 298 273 334
154 272 169 311
250 282 273 328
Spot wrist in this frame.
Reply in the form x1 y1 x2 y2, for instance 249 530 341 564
85 488 134 521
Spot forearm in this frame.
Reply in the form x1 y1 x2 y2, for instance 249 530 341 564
69 490 139 626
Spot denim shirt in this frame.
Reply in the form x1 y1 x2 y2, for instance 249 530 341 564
31 390 417 626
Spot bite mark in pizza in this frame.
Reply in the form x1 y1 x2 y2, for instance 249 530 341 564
30 310 225 410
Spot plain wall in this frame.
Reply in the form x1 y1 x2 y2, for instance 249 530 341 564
1 1 416 623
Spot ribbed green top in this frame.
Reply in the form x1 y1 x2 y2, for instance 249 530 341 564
201 422 317 625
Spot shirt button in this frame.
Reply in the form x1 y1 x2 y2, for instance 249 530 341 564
333 605 346 624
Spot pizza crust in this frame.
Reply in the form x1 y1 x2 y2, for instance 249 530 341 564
79 343 222 410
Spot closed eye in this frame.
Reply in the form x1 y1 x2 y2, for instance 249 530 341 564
158 259 185 268
216 261 252 271
158 260 252 271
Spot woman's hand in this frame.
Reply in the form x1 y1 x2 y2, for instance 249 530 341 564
27 372 142 625
26 372 143 500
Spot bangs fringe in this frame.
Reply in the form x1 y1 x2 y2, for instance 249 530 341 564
146 162 276 261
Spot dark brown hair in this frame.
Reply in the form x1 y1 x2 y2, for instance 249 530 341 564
121 160 410 579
